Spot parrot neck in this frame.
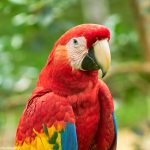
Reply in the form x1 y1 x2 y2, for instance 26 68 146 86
35 61 99 96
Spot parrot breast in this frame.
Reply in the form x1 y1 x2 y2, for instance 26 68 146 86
68 81 101 150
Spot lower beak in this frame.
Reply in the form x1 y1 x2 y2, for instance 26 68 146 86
81 39 111 77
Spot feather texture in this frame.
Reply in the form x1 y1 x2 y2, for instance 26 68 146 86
15 92 76 150
61 123 78 150
15 24 117 150
15 123 77 150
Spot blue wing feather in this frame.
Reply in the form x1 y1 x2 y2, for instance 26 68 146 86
112 112 118 140
109 112 118 150
61 123 78 150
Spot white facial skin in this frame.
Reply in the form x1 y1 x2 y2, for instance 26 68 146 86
66 37 88 70
66 36 111 76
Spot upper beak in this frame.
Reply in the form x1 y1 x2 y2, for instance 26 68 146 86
81 39 111 77
93 39 111 77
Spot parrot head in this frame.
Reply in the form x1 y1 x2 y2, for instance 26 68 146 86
50 24 111 77
37 24 111 95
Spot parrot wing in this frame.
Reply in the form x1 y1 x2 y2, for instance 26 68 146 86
15 91 78 150
61 123 78 150
96 80 117 150
109 112 117 150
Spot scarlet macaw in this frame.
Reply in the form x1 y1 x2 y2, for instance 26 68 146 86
15 24 117 150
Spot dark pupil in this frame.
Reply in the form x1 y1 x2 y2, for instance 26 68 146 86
73 39 78 44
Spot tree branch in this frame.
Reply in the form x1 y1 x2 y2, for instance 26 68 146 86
104 62 150 79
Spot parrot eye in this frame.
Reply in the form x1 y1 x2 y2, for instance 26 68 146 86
73 38 79 47
67 36 86 50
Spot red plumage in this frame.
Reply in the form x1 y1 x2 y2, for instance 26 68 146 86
16 24 116 150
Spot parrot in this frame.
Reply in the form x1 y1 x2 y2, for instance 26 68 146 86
15 24 117 150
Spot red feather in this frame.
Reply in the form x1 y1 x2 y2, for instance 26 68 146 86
16 24 116 150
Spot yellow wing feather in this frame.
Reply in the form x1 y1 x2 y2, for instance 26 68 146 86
15 125 63 150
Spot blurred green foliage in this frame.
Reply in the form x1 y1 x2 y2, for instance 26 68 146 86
0 0 149 137
0 0 81 95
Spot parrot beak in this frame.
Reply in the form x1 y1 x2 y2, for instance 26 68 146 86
81 39 111 77
93 39 111 77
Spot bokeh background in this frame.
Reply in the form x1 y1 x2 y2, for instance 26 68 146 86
0 0 150 149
